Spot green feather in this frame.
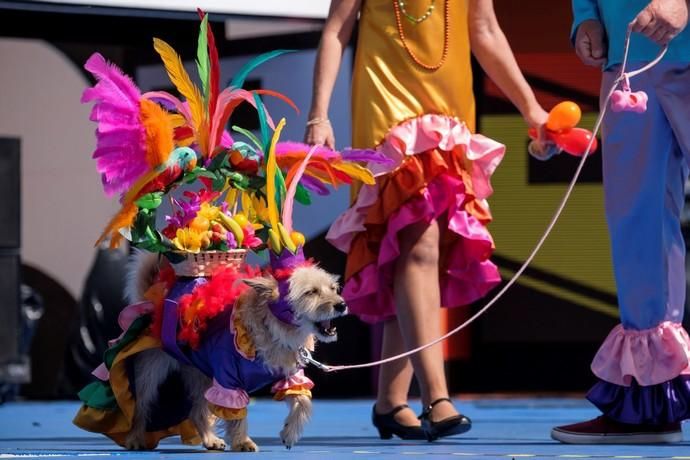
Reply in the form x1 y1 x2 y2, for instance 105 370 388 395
275 167 286 210
196 14 210 108
231 125 263 152
295 183 311 205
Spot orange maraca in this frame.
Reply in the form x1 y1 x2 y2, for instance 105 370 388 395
528 101 597 157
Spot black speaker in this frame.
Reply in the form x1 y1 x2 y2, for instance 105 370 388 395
0 138 20 381
0 138 20 248
0 254 20 363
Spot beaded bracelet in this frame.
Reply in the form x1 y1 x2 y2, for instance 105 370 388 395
306 117 331 126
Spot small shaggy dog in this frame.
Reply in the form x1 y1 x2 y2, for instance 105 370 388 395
119 252 347 452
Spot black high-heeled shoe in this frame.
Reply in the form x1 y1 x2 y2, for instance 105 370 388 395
419 397 472 441
372 404 427 440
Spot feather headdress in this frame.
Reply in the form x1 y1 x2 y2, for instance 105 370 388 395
82 11 385 257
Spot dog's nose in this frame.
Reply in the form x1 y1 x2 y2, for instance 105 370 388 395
334 302 348 313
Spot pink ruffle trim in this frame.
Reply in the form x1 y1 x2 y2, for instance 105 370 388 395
326 114 504 323
271 369 315 393
204 379 250 409
342 175 501 323
327 113 504 253
592 322 690 387
91 301 154 381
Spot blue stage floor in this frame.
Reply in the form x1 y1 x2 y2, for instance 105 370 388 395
1 398 689 459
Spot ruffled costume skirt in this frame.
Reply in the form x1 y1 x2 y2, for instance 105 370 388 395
73 279 207 449
587 321 690 424
327 114 505 323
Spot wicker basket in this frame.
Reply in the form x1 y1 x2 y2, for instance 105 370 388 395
170 249 247 277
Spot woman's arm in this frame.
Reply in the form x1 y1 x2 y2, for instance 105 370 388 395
468 0 548 129
305 0 362 148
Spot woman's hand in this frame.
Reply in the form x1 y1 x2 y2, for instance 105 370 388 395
526 105 560 159
305 0 361 149
304 119 335 149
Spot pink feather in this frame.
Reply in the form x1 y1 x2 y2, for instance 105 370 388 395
275 141 340 160
220 131 234 148
210 88 275 151
143 91 192 121
282 144 320 233
82 53 148 197
82 53 141 109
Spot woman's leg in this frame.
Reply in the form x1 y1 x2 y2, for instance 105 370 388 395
393 219 459 422
375 319 420 426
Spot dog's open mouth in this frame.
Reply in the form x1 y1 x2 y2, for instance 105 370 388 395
315 320 337 337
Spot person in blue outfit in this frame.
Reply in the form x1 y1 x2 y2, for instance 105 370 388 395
552 0 690 444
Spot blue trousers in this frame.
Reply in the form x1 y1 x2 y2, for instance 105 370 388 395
601 62 690 331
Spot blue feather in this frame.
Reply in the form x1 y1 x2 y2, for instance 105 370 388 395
253 93 270 156
229 50 294 89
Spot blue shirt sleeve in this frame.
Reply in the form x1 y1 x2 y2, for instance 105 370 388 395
571 0 601 44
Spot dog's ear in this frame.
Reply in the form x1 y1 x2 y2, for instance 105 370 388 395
243 276 279 301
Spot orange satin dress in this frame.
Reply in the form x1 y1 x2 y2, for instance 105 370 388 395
327 0 505 323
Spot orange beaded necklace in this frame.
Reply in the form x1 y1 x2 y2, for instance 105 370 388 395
393 0 450 71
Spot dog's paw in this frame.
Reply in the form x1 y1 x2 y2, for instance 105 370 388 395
203 435 226 451
124 432 147 451
231 438 258 452
280 425 301 450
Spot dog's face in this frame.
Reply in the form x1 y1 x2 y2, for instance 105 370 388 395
285 266 348 343
243 265 348 346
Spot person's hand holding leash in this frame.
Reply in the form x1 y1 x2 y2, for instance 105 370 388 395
632 0 689 45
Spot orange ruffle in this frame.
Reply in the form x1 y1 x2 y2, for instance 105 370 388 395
345 147 492 280
273 385 313 401
209 404 247 420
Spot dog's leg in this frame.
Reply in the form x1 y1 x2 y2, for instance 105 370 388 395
279 394 312 449
125 349 179 450
224 417 258 452
180 366 225 451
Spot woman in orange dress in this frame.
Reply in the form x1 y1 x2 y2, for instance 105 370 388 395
306 0 553 440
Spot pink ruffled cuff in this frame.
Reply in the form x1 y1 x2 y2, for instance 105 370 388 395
271 369 315 393
326 114 505 253
117 301 154 334
204 379 250 409
591 321 690 387
90 301 154 381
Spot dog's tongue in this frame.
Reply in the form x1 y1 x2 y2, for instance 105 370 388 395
318 320 332 329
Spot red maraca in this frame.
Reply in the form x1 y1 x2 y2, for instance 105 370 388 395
528 101 598 157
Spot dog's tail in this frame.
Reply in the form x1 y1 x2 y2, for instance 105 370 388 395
124 249 161 304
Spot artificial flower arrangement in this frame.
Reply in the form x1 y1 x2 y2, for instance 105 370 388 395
84 10 387 274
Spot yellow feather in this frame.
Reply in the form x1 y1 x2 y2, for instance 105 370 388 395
140 99 175 167
122 169 161 205
332 162 376 185
153 38 205 151
169 113 187 128
225 188 238 209
266 118 287 232
241 192 253 220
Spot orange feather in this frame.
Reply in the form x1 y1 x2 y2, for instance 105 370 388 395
95 202 138 248
140 99 175 167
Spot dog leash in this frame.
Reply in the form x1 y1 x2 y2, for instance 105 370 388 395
299 27 668 373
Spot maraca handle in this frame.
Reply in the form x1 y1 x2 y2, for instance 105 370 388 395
527 127 597 157
527 127 557 142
